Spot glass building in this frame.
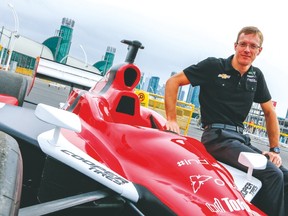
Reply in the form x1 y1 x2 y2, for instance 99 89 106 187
148 76 160 94
186 85 200 108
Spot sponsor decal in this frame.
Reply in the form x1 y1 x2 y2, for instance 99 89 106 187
211 162 222 169
178 158 237 192
138 92 145 102
206 198 226 213
177 158 209 167
241 182 258 198
61 149 129 185
190 175 212 193
177 158 222 169
218 74 231 79
247 70 257 84
174 139 185 145
190 175 226 193
247 77 257 83
206 197 261 215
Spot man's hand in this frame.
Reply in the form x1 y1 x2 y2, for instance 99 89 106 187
165 120 180 134
263 151 282 167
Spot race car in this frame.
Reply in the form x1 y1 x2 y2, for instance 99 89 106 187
0 40 267 215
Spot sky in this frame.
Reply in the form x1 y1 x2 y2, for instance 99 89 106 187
1 0 288 118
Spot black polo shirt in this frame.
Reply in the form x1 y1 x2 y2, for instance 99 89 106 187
183 55 271 127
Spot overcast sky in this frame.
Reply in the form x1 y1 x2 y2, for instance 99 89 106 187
1 0 287 117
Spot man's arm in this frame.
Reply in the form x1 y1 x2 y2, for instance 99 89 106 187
164 71 190 134
261 100 280 148
260 100 282 167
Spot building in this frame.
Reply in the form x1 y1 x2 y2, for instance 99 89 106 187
94 46 116 76
147 76 160 94
142 76 150 92
0 18 107 76
186 85 200 108
43 18 75 64
136 72 144 90
169 71 183 100
178 89 185 101
0 27 53 73
191 86 200 108
157 84 165 96
170 72 176 77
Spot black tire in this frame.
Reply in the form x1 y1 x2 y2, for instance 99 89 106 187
0 131 23 216
0 71 28 106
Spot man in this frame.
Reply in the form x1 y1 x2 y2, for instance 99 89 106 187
164 26 288 216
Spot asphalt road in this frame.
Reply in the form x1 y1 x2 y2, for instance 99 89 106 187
23 77 288 168
24 77 71 109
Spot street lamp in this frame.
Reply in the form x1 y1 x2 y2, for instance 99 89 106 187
8 3 19 35
60 54 69 63
60 45 88 67
4 3 20 71
0 27 7 67
79 44 88 68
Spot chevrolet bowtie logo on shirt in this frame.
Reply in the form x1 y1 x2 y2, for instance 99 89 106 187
218 74 231 79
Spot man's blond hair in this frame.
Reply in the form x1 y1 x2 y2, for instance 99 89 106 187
236 26 264 47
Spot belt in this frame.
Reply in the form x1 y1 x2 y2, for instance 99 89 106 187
204 123 244 134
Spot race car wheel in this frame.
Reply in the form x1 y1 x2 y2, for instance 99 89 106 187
0 132 23 216
0 71 28 106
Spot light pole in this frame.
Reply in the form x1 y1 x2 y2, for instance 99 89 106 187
0 26 5 67
4 3 19 71
60 45 88 67
79 44 88 68
8 3 19 35
60 54 69 63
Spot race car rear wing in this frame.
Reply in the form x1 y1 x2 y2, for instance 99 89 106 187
33 57 103 91
31 40 143 92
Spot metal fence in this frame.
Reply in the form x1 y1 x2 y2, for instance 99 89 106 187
135 90 194 135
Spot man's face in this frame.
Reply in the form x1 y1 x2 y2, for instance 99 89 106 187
234 33 262 67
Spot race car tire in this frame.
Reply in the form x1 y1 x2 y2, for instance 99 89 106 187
0 71 28 106
0 131 23 216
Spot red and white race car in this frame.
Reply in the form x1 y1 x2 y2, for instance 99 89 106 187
0 40 267 215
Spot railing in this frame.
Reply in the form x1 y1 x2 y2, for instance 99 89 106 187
135 90 194 135
244 122 288 145
16 66 33 76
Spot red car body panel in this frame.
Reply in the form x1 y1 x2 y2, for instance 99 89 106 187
0 94 18 106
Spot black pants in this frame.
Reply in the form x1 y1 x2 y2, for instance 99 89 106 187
201 128 288 216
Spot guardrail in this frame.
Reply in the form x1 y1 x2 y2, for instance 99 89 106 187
135 90 194 135
244 122 288 137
